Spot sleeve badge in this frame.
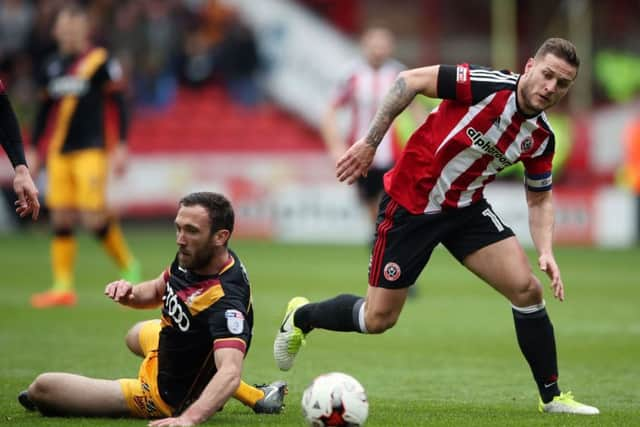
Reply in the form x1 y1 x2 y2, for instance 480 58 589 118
225 309 245 334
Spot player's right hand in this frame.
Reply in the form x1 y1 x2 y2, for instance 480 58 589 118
13 165 40 220
104 280 134 303
336 139 375 184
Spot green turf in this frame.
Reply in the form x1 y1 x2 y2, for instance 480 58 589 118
1 227 639 426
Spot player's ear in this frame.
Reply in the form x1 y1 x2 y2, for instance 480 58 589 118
212 229 231 246
524 57 535 74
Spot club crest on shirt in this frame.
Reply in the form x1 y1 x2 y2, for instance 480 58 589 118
225 309 244 334
383 262 401 282
521 136 533 152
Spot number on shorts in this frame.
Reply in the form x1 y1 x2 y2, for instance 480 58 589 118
482 208 505 232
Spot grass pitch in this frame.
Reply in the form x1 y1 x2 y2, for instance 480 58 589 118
1 226 638 426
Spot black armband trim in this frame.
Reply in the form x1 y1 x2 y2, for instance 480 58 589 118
436 65 457 100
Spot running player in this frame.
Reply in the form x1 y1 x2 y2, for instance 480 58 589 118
28 4 139 307
275 38 599 415
19 192 287 424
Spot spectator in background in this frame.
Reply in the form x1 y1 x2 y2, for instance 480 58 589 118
322 27 405 228
27 4 140 308
109 1 144 106
134 0 180 109
25 0 62 80
0 0 35 75
179 0 261 106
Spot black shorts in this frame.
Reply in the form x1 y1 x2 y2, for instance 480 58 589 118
368 193 515 288
356 167 390 203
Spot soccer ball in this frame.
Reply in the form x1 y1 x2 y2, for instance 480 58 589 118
301 372 369 426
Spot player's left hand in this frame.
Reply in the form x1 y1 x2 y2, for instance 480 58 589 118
13 165 40 220
336 138 375 184
538 253 564 301
111 143 128 177
148 415 198 427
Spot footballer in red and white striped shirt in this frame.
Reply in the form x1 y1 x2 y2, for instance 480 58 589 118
278 38 599 415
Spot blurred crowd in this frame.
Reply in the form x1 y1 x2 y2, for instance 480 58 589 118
0 0 262 129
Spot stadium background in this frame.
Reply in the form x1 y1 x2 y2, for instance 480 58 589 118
0 0 638 426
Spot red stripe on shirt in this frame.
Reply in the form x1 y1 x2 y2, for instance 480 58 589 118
213 338 247 354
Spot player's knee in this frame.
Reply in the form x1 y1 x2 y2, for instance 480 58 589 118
364 310 398 334
510 274 543 306
125 322 144 356
28 373 56 404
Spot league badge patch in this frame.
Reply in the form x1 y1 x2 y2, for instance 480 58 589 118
225 309 245 334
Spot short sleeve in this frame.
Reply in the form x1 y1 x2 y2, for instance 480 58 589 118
437 64 471 103
438 64 517 105
207 303 250 354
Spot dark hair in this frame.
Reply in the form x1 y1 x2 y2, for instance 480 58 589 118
179 192 235 236
535 38 580 68
57 3 88 18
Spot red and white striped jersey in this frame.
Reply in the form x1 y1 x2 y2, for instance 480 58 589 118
333 58 405 169
384 63 555 214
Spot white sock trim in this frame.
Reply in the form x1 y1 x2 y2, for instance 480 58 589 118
358 301 368 334
512 300 546 314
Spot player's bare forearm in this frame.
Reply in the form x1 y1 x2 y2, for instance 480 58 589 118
105 273 165 308
364 76 415 149
130 278 165 308
526 189 555 256
179 348 243 424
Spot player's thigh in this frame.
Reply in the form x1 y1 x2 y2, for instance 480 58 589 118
72 148 108 211
45 153 75 209
462 237 535 299
442 200 535 299
119 352 173 418
30 372 129 416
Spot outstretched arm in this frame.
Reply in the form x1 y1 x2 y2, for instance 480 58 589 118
336 65 440 184
104 272 166 308
526 189 564 301
149 347 244 426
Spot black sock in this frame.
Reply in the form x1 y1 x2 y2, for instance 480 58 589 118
294 294 365 334
512 305 561 403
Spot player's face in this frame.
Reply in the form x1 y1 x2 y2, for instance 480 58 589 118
53 12 89 54
518 53 577 115
362 29 394 68
174 205 218 271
